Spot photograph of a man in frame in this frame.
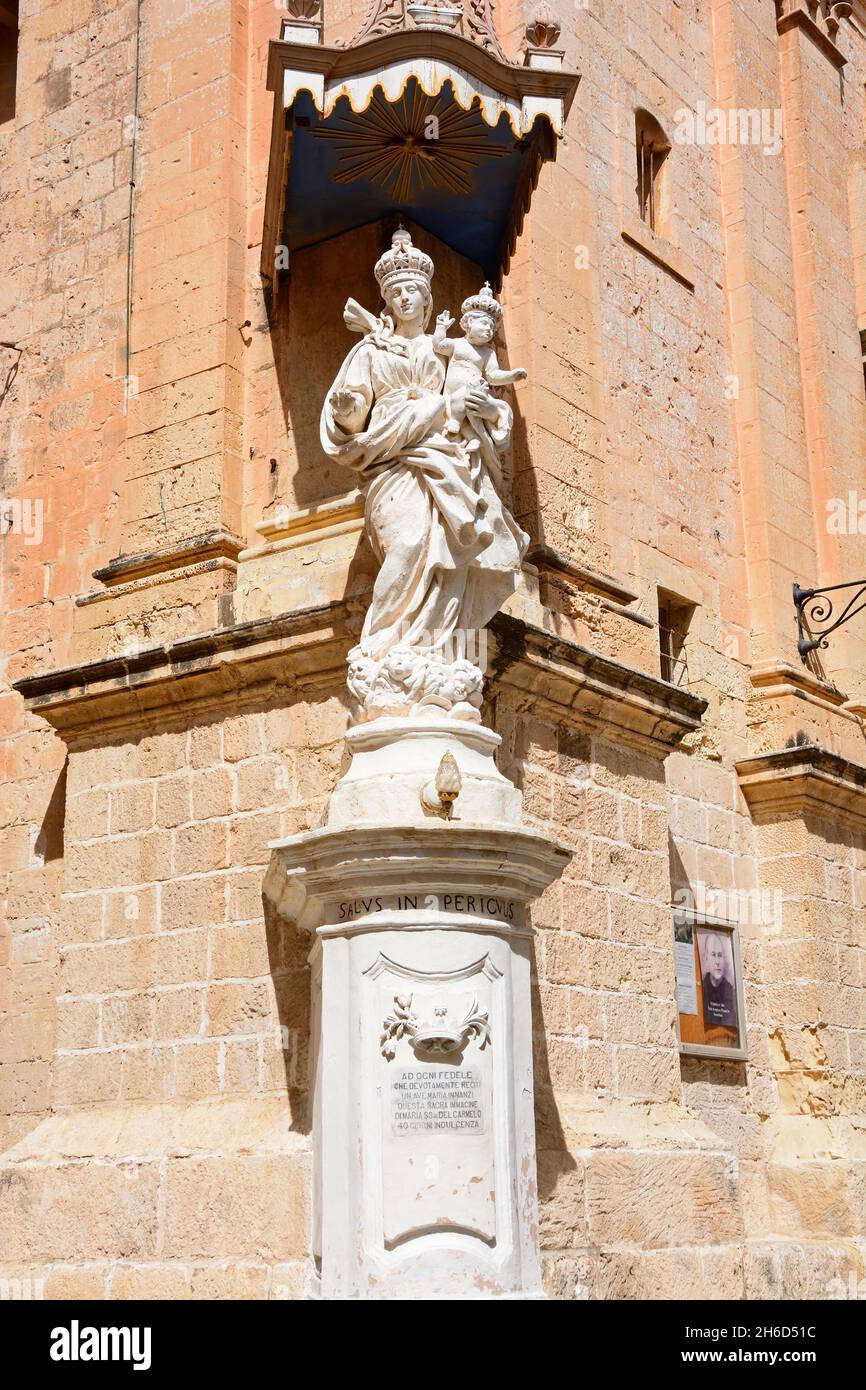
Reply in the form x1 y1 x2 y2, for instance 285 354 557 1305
697 928 737 1030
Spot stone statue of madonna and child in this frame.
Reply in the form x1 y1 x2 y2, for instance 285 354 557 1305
320 227 529 725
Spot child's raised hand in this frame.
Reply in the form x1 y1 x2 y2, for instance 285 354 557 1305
435 311 454 332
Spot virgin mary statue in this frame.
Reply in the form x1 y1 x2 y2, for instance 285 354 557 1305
320 228 528 723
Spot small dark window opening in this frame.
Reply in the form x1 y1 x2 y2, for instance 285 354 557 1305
860 328 866 399
0 1 18 125
658 589 694 688
636 109 670 234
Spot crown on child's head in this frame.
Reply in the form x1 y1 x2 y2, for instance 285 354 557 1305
460 282 502 327
374 227 434 296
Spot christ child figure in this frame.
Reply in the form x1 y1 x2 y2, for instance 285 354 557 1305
432 284 526 468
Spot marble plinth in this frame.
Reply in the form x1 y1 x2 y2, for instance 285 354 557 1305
266 717 569 1299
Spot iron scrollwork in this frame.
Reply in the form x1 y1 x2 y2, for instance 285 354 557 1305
793 579 866 660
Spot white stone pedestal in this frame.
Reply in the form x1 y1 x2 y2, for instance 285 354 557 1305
266 717 569 1299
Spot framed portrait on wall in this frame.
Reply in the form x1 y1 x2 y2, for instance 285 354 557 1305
673 911 747 1060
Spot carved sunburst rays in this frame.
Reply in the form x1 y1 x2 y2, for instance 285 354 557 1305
311 85 511 202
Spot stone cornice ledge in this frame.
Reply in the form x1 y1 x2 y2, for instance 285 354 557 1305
749 659 845 702
736 744 866 827
524 543 639 606
267 822 571 936
489 613 707 752
12 602 367 744
776 2 850 69
12 602 707 751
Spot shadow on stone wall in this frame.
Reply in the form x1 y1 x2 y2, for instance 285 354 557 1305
263 891 312 1135
34 757 67 863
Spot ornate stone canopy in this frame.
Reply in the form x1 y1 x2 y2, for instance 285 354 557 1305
261 7 578 288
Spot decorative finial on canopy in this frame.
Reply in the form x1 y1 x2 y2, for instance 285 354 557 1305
524 2 561 49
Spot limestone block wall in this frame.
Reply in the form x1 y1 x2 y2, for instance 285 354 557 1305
501 702 866 1299
511 707 754 1298
0 0 138 1159
1 685 351 1297
2 665 866 1297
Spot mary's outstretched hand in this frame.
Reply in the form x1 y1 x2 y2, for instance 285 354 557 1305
330 388 362 425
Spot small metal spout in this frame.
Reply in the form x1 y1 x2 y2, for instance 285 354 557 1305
421 750 462 819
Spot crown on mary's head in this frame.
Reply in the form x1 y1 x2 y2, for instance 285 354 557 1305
460 282 502 326
374 228 435 296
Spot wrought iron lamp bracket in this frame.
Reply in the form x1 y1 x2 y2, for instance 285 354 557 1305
794 579 866 660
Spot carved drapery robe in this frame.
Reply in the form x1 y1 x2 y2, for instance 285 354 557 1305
320 319 527 664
